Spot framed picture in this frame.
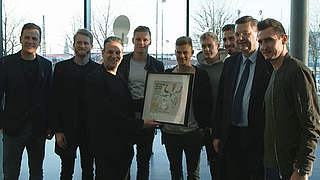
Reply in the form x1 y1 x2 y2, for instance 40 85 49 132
142 72 194 126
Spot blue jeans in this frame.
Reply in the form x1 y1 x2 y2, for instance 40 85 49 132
3 133 45 180
265 167 290 180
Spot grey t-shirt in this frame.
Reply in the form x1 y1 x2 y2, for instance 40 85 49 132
128 58 147 99
264 70 277 167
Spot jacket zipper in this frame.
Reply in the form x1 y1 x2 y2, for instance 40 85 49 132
274 140 282 179
271 74 283 179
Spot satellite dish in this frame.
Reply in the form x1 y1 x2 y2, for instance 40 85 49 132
113 15 130 44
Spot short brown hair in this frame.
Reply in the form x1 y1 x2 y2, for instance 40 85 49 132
74 29 93 44
103 36 123 50
21 23 41 40
258 18 286 37
200 32 218 44
222 24 235 32
176 36 193 48
235 16 258 28
133 26 151 37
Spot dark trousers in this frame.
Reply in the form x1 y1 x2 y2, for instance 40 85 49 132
204 140 219 180
3 133 45 180
57 142 94 180
131 99 155 180
203 128 219 180
162 130 202 180
265 167 291 180
133 128 155 180
95 147 133 180
222 126 264 180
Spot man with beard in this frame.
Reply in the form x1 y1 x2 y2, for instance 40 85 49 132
86 36 159 179
258 18 320 180
213 16 273 180
222 24 240 56
117 26 164 180
51 29 99 179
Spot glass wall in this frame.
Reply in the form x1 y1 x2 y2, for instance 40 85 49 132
2 0 83 66
1 1 320 179
189 0 290 52
91 0 186 68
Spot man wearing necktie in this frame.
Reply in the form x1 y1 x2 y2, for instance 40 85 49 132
213 16 273 180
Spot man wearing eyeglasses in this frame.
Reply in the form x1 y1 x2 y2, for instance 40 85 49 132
213 16 273 180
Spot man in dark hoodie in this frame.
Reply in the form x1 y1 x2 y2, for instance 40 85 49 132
196 32 224 180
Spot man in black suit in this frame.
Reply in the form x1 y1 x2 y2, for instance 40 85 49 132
0 23 52 180
86 36 159 180
213 16 273 180
51 29 99 180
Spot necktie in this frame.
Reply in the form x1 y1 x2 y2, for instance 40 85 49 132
232 59 250 125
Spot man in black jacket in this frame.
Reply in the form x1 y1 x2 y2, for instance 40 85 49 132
0 23 52 180
51 29 99 180
117 26 164 180
213 16 273 180
258 18 320 180
162 36 213 180
86 36 159 180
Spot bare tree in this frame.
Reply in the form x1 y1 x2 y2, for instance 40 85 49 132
65 1 113 53
192 0 236 50
91 1 114 50
65 16 83 52
2 1 24 56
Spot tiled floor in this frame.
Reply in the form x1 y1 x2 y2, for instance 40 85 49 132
17 130 320 180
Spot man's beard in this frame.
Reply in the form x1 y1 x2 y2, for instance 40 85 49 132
105 58 119 71
75 49 90 57
105 64 116 71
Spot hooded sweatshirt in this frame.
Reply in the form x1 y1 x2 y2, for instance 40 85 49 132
196 51 224 122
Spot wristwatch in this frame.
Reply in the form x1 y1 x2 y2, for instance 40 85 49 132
293 165 308 176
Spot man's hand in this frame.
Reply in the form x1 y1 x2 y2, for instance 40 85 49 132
213 139 220 153
55 132 68 149
143 119 161 128
290 170 308 180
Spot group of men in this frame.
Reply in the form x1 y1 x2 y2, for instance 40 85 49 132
0 15 319 180
200 16 320 180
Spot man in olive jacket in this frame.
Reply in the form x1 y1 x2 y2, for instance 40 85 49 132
258 18 320 180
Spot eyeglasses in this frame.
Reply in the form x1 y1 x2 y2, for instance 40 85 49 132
235 32 251 38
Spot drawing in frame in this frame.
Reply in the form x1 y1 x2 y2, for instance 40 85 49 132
142 72 194 126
